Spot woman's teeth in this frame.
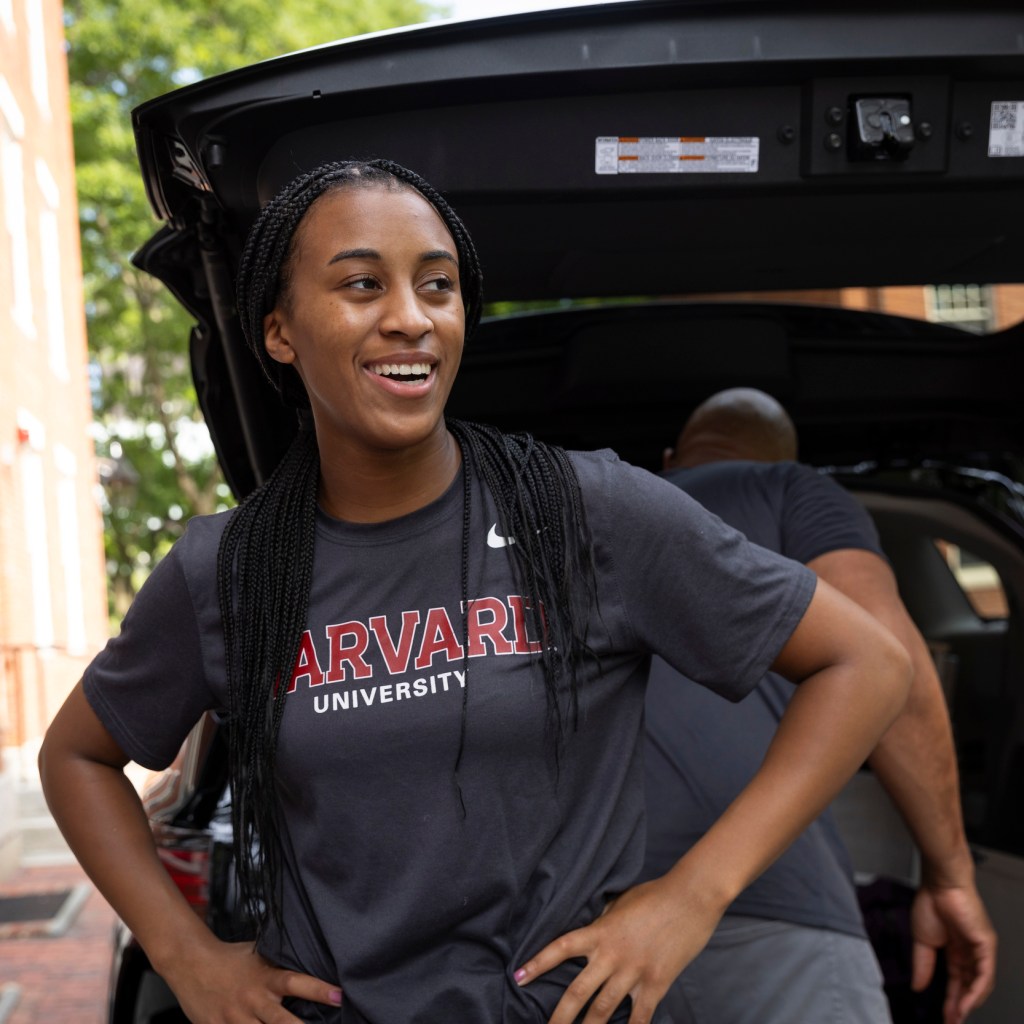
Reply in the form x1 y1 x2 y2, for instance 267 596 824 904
373 363 431 380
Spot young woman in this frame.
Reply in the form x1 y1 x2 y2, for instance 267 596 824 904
39 159 910 1024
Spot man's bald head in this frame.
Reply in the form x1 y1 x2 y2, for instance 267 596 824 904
664 388 798 470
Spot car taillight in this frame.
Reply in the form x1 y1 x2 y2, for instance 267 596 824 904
152 822 212 920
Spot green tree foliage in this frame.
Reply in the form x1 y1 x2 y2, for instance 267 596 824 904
65 0 443 620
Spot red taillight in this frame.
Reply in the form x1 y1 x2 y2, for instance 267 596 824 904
152 823 212 919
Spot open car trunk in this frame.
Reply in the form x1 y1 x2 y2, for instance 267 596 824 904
126 3 1024 1020
131 0 1024 495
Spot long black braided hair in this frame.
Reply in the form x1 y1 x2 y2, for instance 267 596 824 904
218 159 597 937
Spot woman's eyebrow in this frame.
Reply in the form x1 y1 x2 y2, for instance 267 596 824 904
325 248 458 267
421 249 458 267
327 247 379 266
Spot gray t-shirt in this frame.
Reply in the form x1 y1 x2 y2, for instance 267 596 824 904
641 459 884 938
84 448 815 1024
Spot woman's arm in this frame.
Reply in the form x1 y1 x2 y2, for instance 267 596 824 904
38 681 342 1024
515 577 912 1024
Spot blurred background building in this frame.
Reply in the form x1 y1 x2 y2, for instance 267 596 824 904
0 0 108 878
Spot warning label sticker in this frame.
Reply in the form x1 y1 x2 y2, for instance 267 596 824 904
595 136 760 174
988 101 1024 157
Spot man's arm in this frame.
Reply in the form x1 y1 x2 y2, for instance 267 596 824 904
808 548 997 1024
517 577 912 1024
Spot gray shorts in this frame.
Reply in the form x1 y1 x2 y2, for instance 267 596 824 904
659 915 893 1024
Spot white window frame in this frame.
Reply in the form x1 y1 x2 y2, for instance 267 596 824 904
25 0 49 116
18 410 53 650
55 444 86 655
39 206 68 379
924 284 995 334
1 81 34 338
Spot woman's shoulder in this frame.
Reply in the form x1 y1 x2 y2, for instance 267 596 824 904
179 506 235 548
564 447 712 537
565 446 629 486
161 507 237 581
565 446 622 469
566 447 687 502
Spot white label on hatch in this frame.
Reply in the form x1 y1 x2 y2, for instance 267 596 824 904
595 136 759 174
988 101 1024 157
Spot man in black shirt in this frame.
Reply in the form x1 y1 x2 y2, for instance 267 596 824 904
643 388 996 1024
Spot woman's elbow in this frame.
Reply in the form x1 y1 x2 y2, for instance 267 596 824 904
38 679 129 789
775 579 912 728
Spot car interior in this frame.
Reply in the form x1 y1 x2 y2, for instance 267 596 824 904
850 489 1024 857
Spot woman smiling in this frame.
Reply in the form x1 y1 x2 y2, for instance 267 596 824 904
39 159 910 1024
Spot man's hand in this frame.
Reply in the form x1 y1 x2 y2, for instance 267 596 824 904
910 882 997 1024
161 936 343 1024
514 875 722 1024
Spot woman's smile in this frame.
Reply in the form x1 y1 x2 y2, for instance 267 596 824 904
364 352 438 394
369 360 434 383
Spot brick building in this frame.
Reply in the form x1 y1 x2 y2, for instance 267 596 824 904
696 283 1024 333
0 0 109 874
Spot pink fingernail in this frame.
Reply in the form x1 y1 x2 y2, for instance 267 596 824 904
329 989 343 1005
514 968 527 983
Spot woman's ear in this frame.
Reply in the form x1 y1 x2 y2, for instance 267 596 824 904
264 310 296 365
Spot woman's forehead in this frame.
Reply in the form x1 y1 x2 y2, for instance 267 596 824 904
297 184 455 253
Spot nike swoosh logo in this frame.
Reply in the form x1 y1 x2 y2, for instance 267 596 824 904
487 524 516 548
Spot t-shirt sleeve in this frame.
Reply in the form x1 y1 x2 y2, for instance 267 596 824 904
778 464 884 565
575 451 816 702
82 530 220 771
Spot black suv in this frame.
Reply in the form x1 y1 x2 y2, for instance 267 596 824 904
110 3 1024 1022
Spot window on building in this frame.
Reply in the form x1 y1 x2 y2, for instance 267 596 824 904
934 539 1009 619
924 284 995 334
26 0 49 116
1 82 34 337
40 207 68 379
19 420 54 649
55 446 86 655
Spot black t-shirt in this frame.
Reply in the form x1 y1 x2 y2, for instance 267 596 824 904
85 448 814 1023
641 459 885 938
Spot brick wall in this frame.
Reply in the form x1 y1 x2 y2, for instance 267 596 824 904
0 0 109 758
993 285 1024 330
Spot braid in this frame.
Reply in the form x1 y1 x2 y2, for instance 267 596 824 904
221 159 593 939
217 426 319 936
449 420 597 754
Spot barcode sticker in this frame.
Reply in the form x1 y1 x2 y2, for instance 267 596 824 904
595 136 759 174
988 101 1024 157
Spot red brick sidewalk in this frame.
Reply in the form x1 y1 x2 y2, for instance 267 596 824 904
1 862 116 1024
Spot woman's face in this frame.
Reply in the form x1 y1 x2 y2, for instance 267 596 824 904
264 184 465 461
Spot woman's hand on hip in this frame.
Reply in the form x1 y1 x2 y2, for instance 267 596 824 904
515 874 721 1024
161 936 342 1024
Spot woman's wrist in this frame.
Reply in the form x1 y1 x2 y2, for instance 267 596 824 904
141 901 226 979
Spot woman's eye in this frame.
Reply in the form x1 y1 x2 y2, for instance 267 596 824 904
347 275 380 290
422 276 454 292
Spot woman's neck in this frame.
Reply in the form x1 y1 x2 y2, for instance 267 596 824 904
315 427 461 523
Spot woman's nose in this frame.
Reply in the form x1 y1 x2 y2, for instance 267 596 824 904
379 285 433 338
